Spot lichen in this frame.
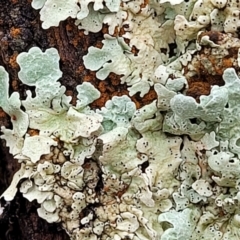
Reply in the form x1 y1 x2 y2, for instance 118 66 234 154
3 0 240 239
83 35 131 81
36 0 80 29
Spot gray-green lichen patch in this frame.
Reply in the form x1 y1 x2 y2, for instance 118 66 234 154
83 35 131 80
4 0 240 239
0 66 28 137
97 95 136 131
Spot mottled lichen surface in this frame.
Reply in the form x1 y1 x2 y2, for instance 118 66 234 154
2 0 240 240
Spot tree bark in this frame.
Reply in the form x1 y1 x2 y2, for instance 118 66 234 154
0 1 78 239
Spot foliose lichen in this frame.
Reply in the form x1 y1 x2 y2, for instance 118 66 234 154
3 0 240 239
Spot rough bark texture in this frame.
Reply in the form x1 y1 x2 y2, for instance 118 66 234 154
0 1 74 239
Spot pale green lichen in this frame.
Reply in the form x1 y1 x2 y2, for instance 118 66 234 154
158 208 200 240
76 82 101 109
83 35 131 80
75 5 105 34
97 95 136 131
3 0 240 240
31 0 46 9
17 47 62 85
0 67 28 138
35 0 80 29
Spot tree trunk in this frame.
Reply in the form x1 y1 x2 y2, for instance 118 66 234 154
0 0 78 239
0 0 98 239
